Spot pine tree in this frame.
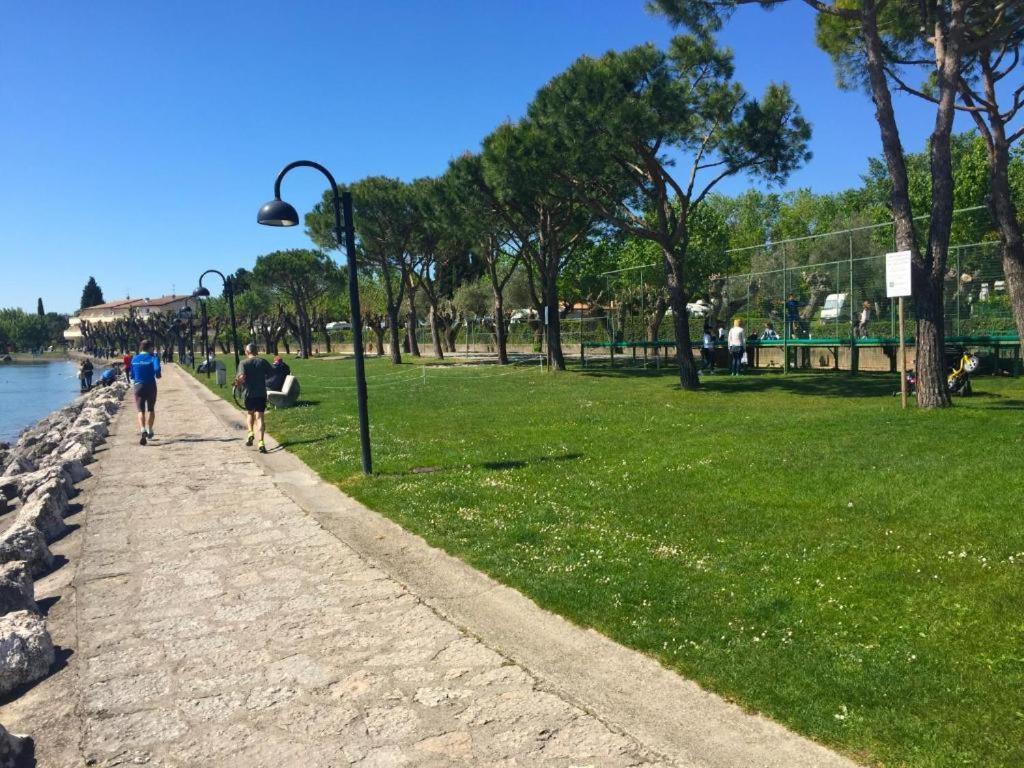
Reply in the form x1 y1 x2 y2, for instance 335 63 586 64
36 298 44 316
80 277 105 310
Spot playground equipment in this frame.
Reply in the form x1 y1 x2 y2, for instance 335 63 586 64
947 349 980 396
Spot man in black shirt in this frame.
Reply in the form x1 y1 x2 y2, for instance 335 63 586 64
235 344 273 453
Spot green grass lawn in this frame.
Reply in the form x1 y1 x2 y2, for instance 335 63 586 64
192 356 1024 768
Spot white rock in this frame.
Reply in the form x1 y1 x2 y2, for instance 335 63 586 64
17 491 68 542
0 611 54 696
0 524 53 577
0 562 37 615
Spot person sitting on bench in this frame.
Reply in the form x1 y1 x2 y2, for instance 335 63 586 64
266 355 290 392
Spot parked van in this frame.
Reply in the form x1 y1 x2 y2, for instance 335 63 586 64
664 300 711 317
510 308 538 324
819 293 847 322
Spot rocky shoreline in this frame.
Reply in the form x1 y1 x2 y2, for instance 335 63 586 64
0 378 128 762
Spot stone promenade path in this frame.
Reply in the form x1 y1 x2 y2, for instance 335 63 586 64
2 366 859 768
8 367 673 767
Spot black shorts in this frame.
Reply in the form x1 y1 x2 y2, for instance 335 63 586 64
134 382 157 412
244 395 267 413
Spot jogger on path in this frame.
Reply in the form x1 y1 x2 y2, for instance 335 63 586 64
236 343 273 453
131 339 162 445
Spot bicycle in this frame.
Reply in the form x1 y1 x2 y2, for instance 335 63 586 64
947 349 979 396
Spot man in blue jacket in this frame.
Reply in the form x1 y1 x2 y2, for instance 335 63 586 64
131 339 162 446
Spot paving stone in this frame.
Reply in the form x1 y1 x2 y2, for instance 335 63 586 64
6 368 666 766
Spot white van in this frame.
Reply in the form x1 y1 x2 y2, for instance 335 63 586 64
819 293 847 321
664 301 711 317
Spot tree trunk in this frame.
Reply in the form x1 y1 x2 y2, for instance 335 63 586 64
493 292 509 365
913 4 964 408
861 3 951 406
444 317 461 352
387 308 402 364
663 249 699 390
428 305 444 359
321 322 332 354
544 268 565 371
406 283 421 357
372 324 385 356
988 135 1024 358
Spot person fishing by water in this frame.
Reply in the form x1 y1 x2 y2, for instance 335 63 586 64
78 359 94 391
236 343 273 454
131 339 162 446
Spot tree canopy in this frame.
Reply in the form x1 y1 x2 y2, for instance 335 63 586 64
80 277 104 310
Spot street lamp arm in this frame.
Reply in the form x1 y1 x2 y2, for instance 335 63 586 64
273 160 338 203
198 269 228 292
196 268 239 374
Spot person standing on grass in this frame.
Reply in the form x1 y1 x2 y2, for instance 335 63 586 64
131 339 161 445
701 324 715 373
727 317 746 377
236 343 273 454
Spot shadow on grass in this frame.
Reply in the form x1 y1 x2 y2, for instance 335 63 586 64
580 365 900 398
962 391 1024 410
277 434 337 449
481 452 584 471
374 452 584 478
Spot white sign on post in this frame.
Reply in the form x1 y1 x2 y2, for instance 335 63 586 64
886 250 912 298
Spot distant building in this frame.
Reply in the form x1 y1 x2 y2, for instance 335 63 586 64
64 295 192 344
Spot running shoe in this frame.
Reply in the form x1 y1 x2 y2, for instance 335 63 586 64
258 441 267 454
139 431 147 446
246 433 254 447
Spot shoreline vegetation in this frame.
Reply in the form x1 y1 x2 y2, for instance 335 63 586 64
191 355 1023 768
1 352 71 365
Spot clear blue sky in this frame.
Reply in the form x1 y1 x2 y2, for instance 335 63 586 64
1 1 978 314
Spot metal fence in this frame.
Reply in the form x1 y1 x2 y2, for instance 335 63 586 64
707 239 1013 341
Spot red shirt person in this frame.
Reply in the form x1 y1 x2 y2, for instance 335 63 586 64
122 353 133 381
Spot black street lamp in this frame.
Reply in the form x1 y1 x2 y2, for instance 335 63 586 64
194 269 240 376
193 294 210 378
257 160 372 475
177 304 195 369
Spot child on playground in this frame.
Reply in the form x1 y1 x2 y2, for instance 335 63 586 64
701 324 715 372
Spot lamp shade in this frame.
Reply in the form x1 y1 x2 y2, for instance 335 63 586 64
257 198 300 227
192 286 211 299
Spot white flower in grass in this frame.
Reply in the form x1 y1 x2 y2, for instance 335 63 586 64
834 704 848 721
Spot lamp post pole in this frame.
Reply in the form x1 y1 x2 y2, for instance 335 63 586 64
258 161 372 475
225 276 240 374
199 299 209 378
188 308 195 370
197 270 241 377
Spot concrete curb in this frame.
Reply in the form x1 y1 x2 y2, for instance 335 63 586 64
177 365 861 768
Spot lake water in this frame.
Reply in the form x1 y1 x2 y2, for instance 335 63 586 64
0 360 82 444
